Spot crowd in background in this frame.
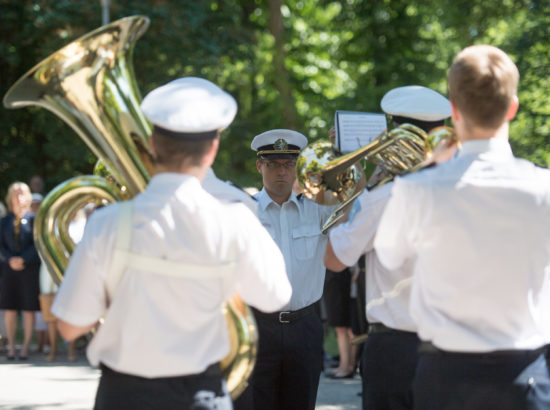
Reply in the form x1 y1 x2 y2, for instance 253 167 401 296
0 176 87 362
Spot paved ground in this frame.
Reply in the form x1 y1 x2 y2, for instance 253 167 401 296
0 350 361 409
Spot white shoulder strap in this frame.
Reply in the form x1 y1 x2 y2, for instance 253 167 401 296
105 201 237 304
105 201 133 303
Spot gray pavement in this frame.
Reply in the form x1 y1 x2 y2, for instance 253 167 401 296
0 351 361 409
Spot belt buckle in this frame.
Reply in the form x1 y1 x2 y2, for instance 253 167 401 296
279 311 290 324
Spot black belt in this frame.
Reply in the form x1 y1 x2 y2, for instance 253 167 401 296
368 322 415 335
419 342 549 358
99 362 221 379
252 304 316 324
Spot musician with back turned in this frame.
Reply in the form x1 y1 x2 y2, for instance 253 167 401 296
248 129 335 410
374 45 550 409
51 77 292 410
324 85 454 409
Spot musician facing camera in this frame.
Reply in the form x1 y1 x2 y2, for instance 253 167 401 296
375 45 550 409
324 85 454 409
247 129 335 410
51 77 291 410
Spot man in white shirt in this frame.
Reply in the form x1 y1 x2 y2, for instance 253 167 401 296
52 77 292 409
375 45 550 409
325 85 452 409
249 129 334 410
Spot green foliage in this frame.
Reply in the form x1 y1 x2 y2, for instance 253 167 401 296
1 0 549 201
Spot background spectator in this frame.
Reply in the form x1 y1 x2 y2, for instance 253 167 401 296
0 182 41 360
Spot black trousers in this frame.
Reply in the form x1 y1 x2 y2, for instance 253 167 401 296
94 363 232 410
413 344 550 410
249 304 324 410
362 326 420 410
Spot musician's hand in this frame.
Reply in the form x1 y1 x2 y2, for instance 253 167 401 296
329 127 336 143
9 257 24 271
367 165 391 187
430 138 459 164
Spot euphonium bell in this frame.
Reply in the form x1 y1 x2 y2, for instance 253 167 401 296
296 123 455 233
3 15 255 399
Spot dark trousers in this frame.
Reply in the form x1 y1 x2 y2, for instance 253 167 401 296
95 363 231 410
250 305 324 410
362 326 420 410
413 345 550 410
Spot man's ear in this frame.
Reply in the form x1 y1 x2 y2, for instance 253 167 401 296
506 95 519 120
450 100 460 125
256 159 263 173
203 135 220 168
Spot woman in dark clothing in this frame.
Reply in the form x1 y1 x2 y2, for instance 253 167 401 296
0 182 40 360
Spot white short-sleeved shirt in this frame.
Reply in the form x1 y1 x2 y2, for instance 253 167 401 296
202 168 258 215
52 173 291 377
329 183 416 331
375 138 550 352
254 188 333 310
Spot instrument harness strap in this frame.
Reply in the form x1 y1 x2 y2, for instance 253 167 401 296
105 201 235 303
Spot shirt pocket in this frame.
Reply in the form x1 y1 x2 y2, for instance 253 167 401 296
292 225 322 260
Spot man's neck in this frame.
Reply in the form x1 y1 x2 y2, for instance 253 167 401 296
154 164 209 182
459 121 509 143
265 188 291 206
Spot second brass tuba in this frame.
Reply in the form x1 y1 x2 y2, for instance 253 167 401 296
3 15 255 399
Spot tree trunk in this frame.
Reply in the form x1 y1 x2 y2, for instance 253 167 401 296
268 0 299 129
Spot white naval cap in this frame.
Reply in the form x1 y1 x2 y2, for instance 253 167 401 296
140 77 237 139
381 85 451 122
251 129 308 159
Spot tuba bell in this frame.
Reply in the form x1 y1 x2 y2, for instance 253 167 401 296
296 123 456 233
3 15 255 399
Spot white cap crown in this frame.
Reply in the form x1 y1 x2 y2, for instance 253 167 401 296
381 85 451 122
140 77 237 134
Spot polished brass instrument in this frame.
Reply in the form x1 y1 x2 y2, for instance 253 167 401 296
296 124 455 233
3 15 255 399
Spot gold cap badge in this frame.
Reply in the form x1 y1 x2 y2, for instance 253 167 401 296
273 138 288 151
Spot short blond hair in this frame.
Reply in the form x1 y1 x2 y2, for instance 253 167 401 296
448 45 519 129
5 182 32 214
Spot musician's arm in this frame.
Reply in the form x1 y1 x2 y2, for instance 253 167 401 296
57 320 97 341
374 178 417 270
325 184 391 272
324 240 347 272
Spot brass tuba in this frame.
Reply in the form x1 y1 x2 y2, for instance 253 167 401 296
3 15 255 399
296 123 455 233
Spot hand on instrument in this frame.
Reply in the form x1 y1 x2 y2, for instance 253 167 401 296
329 126 336 143
9 256 25 271
367 165 392 187
429 137 460 165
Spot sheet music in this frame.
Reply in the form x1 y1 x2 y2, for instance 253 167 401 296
335 111 387 153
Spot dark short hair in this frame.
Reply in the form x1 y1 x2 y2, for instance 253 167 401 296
152 131 216 168
448 45 519 129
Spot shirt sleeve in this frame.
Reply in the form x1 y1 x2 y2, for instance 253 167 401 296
51 210 111 326
374 177 418 271
329 184 391 267
230 204 292 312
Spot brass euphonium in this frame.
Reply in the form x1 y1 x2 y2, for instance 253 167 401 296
296 123 455 233
3 15 255 399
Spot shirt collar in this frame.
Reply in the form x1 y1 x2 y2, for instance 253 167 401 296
146 172 201 196
457 137 513 159
256 187 300 211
